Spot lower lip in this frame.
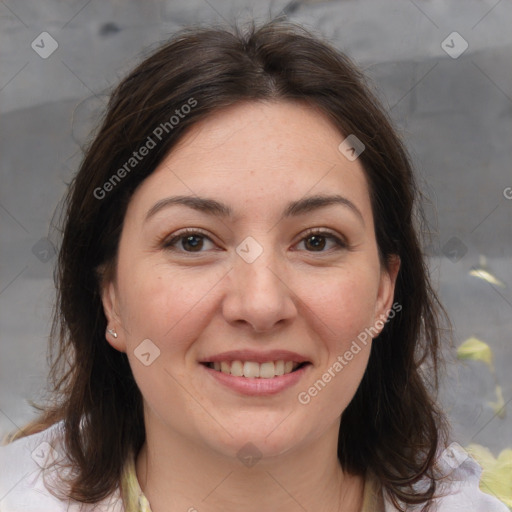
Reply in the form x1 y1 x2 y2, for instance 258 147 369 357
201 363 311 396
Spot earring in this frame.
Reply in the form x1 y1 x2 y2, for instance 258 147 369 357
107 327 118 339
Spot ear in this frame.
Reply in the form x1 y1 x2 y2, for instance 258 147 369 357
373 254 401 332
100 278 127 353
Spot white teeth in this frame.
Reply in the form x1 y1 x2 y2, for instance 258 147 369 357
243 361 260 378
231 361 243 377
208 360 304 378
259 362 275 378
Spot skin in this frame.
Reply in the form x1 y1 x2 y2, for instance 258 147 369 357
102 100 399 512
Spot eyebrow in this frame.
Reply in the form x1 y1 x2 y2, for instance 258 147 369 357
145 193 365 225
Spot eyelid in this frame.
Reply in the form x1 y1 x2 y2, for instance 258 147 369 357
161 227 215 249
297 227 348 247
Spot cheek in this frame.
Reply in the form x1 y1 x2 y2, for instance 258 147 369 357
116 260 225 349
298 344 371 428
295 271 376 420
301 266 380 348
116 263 224 420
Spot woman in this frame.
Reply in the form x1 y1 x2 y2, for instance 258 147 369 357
0 19 508 512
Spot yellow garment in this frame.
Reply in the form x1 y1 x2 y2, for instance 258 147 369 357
120 451 382 512
120 452 152 512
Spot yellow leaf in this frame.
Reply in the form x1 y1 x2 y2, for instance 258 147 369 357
457 337 494 372
465 444 512 508
469 268 506 288
488 385 507 419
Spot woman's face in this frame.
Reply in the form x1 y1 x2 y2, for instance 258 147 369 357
102 100 398 460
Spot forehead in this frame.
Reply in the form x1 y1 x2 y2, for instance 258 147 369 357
126 100 373 224
160 100 352 173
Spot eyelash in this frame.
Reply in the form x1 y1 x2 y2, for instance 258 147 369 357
162 228 348 254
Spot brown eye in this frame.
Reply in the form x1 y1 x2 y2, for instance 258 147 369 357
162 228 347 255
180 234 205 252
304 234 327 251
298 230 347 252
163 229 215 253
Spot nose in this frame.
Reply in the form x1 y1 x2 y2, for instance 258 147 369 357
221 243 297 333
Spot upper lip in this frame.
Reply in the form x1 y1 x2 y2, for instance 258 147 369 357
199 350 311 364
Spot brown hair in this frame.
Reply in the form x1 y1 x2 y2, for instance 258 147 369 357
9 18 450 511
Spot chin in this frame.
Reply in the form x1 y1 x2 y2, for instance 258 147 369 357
199 423 306 462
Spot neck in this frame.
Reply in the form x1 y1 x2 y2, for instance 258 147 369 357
135 416 364 512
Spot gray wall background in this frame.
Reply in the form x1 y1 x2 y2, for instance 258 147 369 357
1 0 511 459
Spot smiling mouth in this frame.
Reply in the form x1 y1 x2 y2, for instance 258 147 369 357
201 360 310 379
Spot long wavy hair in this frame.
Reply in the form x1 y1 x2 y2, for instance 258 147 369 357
8 18 451 511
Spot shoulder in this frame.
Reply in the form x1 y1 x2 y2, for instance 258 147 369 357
0 422 123 512
380 443 509 511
